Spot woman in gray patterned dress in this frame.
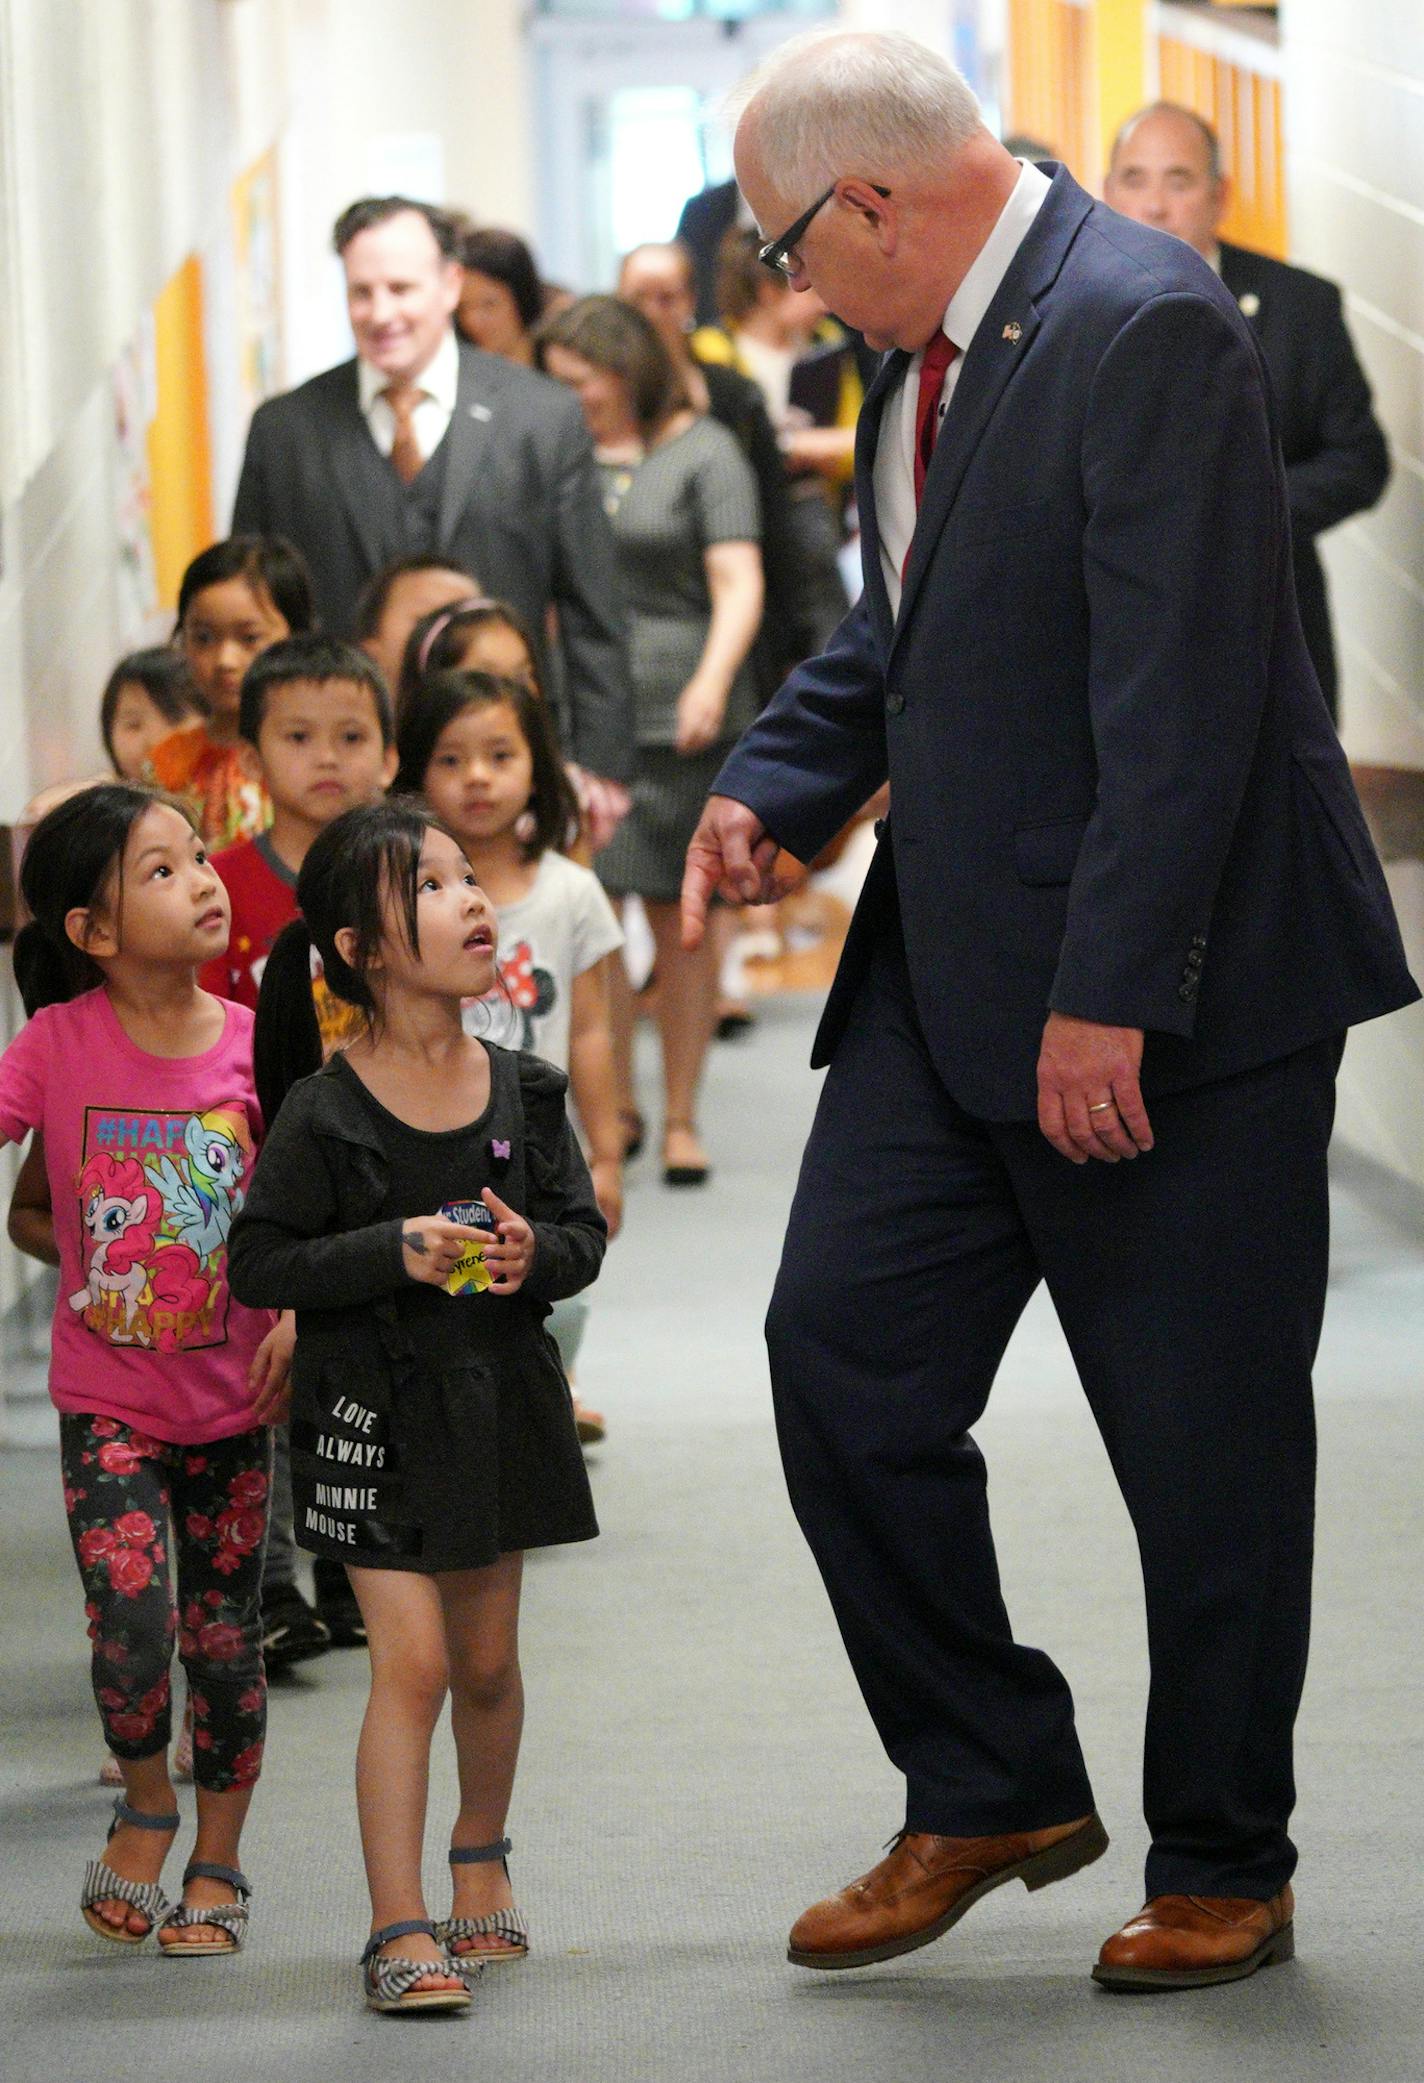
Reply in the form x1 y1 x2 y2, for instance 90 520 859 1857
539 298 763 1186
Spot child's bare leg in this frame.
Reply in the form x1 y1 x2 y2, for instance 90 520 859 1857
441 1554 524 1948
349 1565 463 1991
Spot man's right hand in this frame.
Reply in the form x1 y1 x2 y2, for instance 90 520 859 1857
681 796 790 949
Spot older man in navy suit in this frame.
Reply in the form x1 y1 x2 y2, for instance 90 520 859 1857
683 32 1416 1990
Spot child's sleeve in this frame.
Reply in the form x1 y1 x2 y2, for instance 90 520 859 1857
0 1012 51 1147
228 1083 408 1310
569 866 624 978
517 1057 608 1303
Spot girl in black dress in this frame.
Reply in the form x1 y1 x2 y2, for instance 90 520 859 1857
228 799 604 2016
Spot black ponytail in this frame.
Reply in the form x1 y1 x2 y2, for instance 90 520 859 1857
253 797 445 1121
253 920 323 1130
13 783 172 1017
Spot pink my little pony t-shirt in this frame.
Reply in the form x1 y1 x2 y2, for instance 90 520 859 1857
0 988 273 1445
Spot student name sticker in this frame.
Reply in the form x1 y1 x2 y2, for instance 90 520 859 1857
441 1198 497 1296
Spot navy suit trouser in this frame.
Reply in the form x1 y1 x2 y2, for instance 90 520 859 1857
766 926 1342 1900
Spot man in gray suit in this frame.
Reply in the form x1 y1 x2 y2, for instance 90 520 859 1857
232 196 633 799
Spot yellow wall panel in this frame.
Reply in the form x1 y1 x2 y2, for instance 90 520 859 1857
145 254 215 612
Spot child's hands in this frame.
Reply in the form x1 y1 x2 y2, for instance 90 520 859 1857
249 1311 296 1424
402 1215 489 1287
590 1157 623 1241
481 1189 535 1293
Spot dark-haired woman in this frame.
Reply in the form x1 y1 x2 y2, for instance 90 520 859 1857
229 798 604 2011
537 295 763 1184
0 783 292 1958
148 534 317 846
455 227 545 367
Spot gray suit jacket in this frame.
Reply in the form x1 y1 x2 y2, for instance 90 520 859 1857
231 338 634 781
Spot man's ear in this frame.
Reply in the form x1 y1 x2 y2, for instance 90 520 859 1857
839 178 896 253
236 739 264 785
1211 175 1232 238
440 258 464 316
379 744 400 792
65 905 117 962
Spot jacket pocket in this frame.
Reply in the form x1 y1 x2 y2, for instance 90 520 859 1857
1014 816 1089 887
1291 750 1372 889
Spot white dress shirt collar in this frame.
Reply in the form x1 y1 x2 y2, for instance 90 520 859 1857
873 159 1051 617
939 158 1052 356
358 322 460 415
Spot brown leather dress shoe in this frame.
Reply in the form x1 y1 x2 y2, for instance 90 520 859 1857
787 1812 1109 1970
1093 1886 1295 1990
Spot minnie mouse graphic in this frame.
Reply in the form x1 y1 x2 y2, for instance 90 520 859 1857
492 940 556 1052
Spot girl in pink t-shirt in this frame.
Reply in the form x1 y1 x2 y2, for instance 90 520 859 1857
0 783 291 1960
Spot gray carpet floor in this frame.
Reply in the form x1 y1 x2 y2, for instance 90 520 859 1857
1 993 1421 2082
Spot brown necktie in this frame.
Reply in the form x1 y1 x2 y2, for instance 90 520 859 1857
382 384 423 484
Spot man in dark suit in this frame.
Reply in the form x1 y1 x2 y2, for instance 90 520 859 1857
683 32 1416 1991
1105 102 1389 722
232 197 634 798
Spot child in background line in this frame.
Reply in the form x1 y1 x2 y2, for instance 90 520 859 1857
401 597 615 855
149 535 316 847
397 598 541 716
0 784 290 1956
355 554 481 709
103 650 206 781
230 800 605 2014
396 670 623 1444
18 649 206 830
201 633 398 1663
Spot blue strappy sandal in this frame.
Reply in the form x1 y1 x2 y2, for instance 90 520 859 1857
437 1837 529 1963
361 1919 474 2014
80 1796 177 1945
158 1862 252 1956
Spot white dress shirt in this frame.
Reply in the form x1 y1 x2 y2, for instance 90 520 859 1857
358 324 460 468
874 161 1051 615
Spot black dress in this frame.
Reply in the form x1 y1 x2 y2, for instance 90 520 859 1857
229 1046 603 1572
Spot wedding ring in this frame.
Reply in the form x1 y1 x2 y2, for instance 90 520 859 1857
1087 1099 1115 1114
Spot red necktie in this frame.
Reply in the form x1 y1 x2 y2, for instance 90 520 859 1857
912 330 959 506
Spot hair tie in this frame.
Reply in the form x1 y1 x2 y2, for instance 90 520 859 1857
417 595 486 677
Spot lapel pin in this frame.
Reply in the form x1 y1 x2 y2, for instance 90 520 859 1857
1002 321 1022 343
491 1138 511 1162
468 402 492 422
1238 292 1261 319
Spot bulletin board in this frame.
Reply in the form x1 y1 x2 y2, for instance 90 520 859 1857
231 146 284 413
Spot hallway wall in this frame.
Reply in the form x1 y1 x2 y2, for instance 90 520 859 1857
1282 0 1424 1184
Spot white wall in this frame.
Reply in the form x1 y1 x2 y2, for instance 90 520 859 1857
1283 0 1424 1187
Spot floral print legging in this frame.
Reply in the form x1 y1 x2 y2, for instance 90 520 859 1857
59 1414 271 1792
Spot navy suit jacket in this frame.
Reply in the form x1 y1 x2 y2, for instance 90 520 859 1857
1218 241 1389 718
714 169 1417 1122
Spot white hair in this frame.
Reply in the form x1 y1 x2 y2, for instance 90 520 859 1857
728 30 983 199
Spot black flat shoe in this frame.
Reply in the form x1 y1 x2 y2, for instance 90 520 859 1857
663 1123 709 1187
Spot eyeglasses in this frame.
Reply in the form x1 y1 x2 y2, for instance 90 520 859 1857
757 181 892 278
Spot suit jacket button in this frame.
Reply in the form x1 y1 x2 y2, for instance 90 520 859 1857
1178 981 1197 1002
1186 949 1203 970
886 690 905 715
1191 933 1207 949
